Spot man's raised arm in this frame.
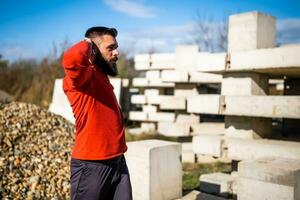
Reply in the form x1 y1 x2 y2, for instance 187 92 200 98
62 41 92 89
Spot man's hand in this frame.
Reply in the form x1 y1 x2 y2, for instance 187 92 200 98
84 38 96 65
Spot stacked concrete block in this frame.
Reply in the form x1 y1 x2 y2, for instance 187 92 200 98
181 142 196 163
237 157 300 200
192 135 224 157
228 11 276 52
227 138 300 161
125 140 182 200
130 46 223 139
199 172 235 198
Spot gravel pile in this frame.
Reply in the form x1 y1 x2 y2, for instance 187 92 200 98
0 101 75 199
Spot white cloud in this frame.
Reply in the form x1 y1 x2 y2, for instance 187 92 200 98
277 18 300 45
0 43 36 62
103 0 157 18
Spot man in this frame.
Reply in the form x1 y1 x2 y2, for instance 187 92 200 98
62 27 132 200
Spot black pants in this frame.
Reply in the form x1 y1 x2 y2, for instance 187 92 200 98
70 155 132 200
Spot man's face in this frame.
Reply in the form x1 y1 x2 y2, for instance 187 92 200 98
92 34 119 76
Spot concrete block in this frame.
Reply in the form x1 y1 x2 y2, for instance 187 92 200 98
109 78 122 103
223 95 300 119
129 111 148 121
125 140 182 200
237 177 294 200
224 116 272 139
144 89 160 97
160 96 186 110
191 123 225 135
199 172 234 197
228 11 275 52
181 143 196 163
196 53 227 72
176 114 199 123
147 95 170 105
150 53 176 70
132 78 149 87
148 78 175 87
187 95 222 114
161 70 189 82
148 112 175 122
141 122 156 132
157 122 190 137
192 135 223 157
127 127 144 135
227 138 300 161
189 71 222 83
134 54 150 70
49 79 75 123
142 105 157 113
122 78 129 87
174 88 198 97
230 45 300 76
175 45 199 71
238 157 300 187
146 70 160 80
181 190 200 200
131 95 147 104
221 73 269 95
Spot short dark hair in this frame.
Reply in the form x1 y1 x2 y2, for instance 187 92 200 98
85 26 118 38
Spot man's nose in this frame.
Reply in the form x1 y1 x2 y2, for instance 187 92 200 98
113 49 119 57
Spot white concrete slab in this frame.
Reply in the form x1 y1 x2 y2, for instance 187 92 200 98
148 79 175 87
49 79 75 123
221 73 268 95
229 45 300 77
161 70 189 82
157 122 190 137
228 11 275 52
224 95 300 119
191 123 225 135
146 70 161 80
199 172 235 197
132 78 149 87
160 96 186 110
176 114 199 123
125 140 182 200
189 71 222 83
150 53 176 70
175 45 199 71
227 138 300 161
144 89 160 97
187 95 222 114
148 112 176 122
131 95 147 104
238 157 300 187
237 177 295 200
129 111 148 121
196 53 227 72
142 105 157 113
174 88 198 97
181 143 196 163
192 135 224 157
134 54 150 70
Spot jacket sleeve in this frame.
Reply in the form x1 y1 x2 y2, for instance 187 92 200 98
62 41 92 89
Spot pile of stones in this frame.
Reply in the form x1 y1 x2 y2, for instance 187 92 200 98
0 101 75 199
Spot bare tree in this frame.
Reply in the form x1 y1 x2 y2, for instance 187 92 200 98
192 11 228 52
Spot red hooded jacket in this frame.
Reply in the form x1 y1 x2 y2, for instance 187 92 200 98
62 40 127 160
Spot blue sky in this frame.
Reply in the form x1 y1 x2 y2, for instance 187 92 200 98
0 0 300 61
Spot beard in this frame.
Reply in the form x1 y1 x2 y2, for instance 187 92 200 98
94 50 118 77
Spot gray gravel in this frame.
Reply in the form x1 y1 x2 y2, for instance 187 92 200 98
0 101 75 199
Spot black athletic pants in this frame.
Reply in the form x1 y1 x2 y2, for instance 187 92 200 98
70 155 132 200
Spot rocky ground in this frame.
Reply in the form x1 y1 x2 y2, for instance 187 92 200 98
0 101 75 199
